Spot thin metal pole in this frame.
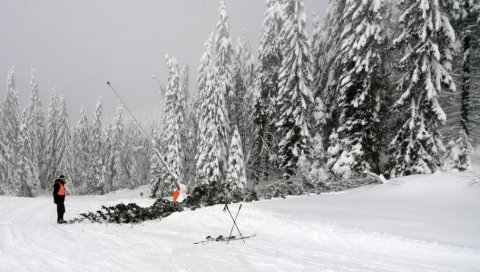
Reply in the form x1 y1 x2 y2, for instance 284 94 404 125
106 81 180 189
224 204 245 243
227 204 242 244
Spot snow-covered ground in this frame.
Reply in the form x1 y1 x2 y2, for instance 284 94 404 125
1 171 480 272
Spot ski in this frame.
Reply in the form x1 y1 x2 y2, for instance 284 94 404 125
193 234 256 245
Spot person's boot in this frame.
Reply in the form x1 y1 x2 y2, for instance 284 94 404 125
58 219 67 224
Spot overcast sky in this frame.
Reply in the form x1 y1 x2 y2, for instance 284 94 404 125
0 0 328 123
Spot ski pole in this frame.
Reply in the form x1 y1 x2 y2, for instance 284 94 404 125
224 204 245 243
227 204 242 244
106 81 180 189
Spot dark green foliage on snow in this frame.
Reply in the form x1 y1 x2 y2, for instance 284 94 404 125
72 199 183 224
72 173 380 224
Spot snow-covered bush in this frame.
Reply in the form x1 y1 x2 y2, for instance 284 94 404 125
444 132 473 171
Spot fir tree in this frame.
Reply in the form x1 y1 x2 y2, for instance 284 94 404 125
55 94 73 190
86 98 105 194
23 68 45 186
276 0 314 178
226 126 247 189
231 36 250 155
311 0 348 148
105 104 126 191
212 0 233 179
215 0 235 125
161 56 185 192
0 67 21 195
328 0 389 178
444 130 473 171
44 89 60 187
388 0 456 177
17 121 39 196
195 33 215 185
251 0 283 184
443 0 480 168
196 22 231 186
150 128 164 196
72 107 90 192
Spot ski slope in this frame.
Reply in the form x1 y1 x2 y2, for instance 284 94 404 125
1 171 479 272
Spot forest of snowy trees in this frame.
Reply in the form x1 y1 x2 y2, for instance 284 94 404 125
0 0 479 197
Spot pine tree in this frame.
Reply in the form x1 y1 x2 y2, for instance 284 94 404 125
105 104 126 192
453 0 480 138
159 56 185 193
44 89 60 187
86 98 105 194
23 68 45 186
123 123 140 187
195 33 215 185
443 0 480 168
150 128 164 196
388 0 456 177
236 29 256 103
328 0 389 179
17 121 39 196
311 0 348 148
215 0 235 126
72 107 90 192
276 0 314 178
212 0 233 179
231 36 249 155
182 65 197 188
0 68 21 195
55 94 73 190
226 126 247 189
444 130 473 171
251 0 283 184
196 14 231 186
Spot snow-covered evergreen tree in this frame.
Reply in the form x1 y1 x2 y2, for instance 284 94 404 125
43 89 60 187
328 0 389 179
226 126 247 189
22 68 45 186
105 104 126 192
156 56 185 194
215 0 235 125
388 0 456 177
86 98 105 194
123 124 141 186
196 19 231 186
311 0 348 147
453 0 480 137
0 68 21 195
443 0 480 168
55 94 73 189
195 33 215 185
236 30 256 102
72 107 90 191
16 121 39 196
251 0 283 184
231 35 250 156
444 130 473 171
181 65 197 187
149 128 164 196
276 0 314 178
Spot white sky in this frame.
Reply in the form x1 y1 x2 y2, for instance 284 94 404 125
0 0 328 123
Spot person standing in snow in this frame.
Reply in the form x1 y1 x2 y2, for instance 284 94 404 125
53 175 68 224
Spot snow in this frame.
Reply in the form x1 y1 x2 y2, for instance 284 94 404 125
1 171 480 271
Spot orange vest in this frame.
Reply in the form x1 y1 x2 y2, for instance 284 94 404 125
58 183 65 196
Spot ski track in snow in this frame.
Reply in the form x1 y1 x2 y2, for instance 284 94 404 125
1 172 480 272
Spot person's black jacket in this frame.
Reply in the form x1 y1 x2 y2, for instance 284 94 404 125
53 179 65 204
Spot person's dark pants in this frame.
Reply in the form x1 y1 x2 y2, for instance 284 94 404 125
56 202 65 221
